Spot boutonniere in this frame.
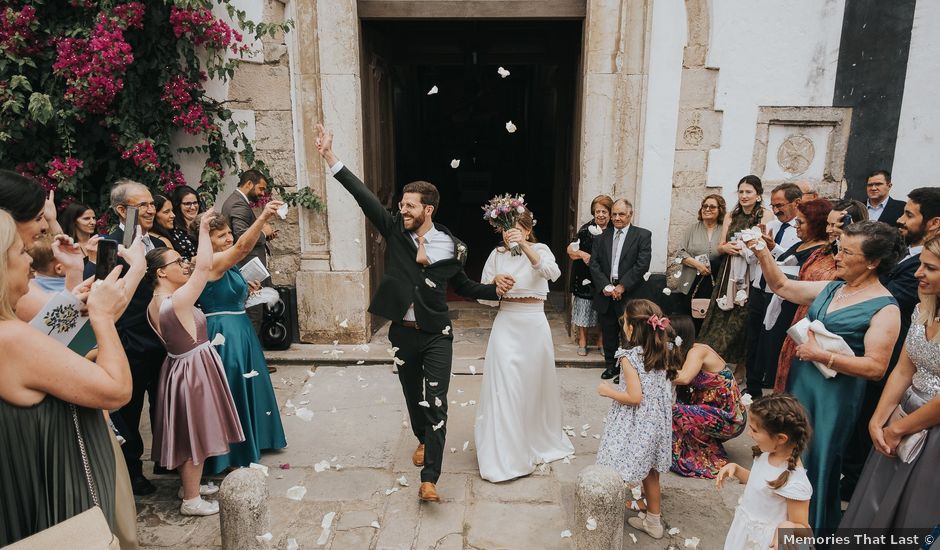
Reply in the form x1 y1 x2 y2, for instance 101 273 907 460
456 243 468 263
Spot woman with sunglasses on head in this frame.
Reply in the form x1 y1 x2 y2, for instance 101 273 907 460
144 209 243 516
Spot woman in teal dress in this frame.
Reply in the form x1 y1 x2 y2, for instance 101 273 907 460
745 221 904 539
201 199 288 474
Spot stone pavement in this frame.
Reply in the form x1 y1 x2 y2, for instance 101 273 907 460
135 361 750 550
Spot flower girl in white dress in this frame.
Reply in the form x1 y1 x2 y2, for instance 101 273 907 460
475 210 574 482
717 394 813 549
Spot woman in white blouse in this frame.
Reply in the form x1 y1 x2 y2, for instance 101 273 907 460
475 209 575 482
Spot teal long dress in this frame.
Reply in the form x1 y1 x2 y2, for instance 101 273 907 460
200 267 287 474
787 281 897 537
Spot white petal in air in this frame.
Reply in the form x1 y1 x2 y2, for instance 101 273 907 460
505 120 517 133
243 369 259 378
393 357 405 366
497 66 511 78
425 278 437 288
434 397 442 407
450 159 460 169
210 333 225 346
427 85 438 95
432 420 445 430
662 288 672 295
582 279 591 286
339 318 349 328
418 400 430 408
429 381 439 387
286 485 307 501
442 325 451 335
643 272 651 281
588 224 603 236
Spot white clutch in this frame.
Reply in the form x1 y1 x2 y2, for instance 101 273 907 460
786 318 854 378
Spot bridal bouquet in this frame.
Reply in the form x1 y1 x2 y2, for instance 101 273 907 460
482 194 528 255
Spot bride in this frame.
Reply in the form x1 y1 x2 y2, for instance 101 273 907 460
475 209 575 482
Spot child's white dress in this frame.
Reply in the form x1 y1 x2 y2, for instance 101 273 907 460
724 452 813 549
595 346 672 483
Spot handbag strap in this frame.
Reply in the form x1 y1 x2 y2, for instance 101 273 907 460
70 404 100 507
690 269 716 299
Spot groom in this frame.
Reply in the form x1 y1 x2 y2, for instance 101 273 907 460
316 124 512 501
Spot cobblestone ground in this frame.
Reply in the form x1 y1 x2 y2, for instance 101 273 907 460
135 362 748 550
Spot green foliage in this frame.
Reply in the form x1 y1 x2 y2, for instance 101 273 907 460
0 1 320 219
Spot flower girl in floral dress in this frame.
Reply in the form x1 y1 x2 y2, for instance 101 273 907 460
595 299 678 539
717 394 813 549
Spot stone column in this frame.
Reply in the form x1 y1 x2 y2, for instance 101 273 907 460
219 468 271 550
574 465 626 550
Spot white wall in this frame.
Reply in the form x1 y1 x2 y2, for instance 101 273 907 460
890 0 940 200
706 0 845 204
637 0 686 270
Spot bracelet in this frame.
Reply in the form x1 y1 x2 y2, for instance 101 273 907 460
826 353 836 370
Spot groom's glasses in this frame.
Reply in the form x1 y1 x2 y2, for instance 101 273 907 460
398 201 425 212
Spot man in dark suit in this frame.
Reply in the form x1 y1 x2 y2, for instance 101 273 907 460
842 186 940 499
316 124 510 502
221 170 276 336
864 169 905 227
589 198 652 380
84 179 167 495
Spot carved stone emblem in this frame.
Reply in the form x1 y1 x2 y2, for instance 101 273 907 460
683 126 704 147
776 134 815 175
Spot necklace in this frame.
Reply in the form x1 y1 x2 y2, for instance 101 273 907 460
834 281 874 302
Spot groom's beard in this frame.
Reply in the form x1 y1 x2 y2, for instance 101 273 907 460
403 211 426 231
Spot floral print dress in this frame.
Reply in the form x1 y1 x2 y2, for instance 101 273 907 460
672 366 747 478
596 347 673 483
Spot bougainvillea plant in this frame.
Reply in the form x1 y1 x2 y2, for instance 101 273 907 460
0 0 323 222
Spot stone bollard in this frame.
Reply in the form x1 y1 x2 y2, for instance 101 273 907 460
574 465 625 550
219 467 272 550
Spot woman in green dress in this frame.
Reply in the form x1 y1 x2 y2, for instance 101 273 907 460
698 175 773 366
745 221 904 538
201 199 288 474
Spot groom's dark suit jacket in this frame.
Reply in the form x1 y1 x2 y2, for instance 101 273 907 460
882 252 921 367
334 167 498 333
588 224 653 314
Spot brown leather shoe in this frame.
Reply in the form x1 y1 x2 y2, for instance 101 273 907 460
412 443 425 467
418 482 440 502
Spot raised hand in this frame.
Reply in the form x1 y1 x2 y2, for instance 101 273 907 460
199 207 218 230
260 199 285 221
315 123 338 165
51 234 85 272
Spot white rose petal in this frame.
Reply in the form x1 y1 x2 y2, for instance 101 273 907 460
385 487 399 496
393 357 405 366
662 288 672 296
450 447 457 453
675 335 684 347
629 533 638 543
330 407 337 413
631 485 643 500
740 393 753 407
249 462 269 476
582 279 591 286
685 537 701 549
468 400 476 405
450 159 460 169
397 475 409 487
387 346 399 357
668 527 681 535
434 397 442 407
673 270 682 278
339 318 349 328
497 66 511 78
243 370 259 378
603 284 615 293
429 381 439 387
314 460 331 472
370 521 381 529
442 326 451 335
356 360 365 365
286 485 307 501
586 517 597 531
463 441 470 451
425 278 437 288
469 365 477 375
296 407 314 421
287 538 299 550
210 333 226 346
427 85 438 95
588 224 603 236
643 272 651 281
418 400 430 408
256 532 273 543
432 419 445 431
570 240 580 251
317 512 336 546
560 530 572 538
505 120 517 133
674 257 683 265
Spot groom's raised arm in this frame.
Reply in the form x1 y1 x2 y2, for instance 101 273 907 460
317 123 395 237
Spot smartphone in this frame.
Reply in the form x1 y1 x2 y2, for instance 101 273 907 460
841 212 854 226
96 239 119 280
123 206 139 249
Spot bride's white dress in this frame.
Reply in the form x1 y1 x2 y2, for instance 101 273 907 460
475 244 575 482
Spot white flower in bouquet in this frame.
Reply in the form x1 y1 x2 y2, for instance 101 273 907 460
588 224 603 236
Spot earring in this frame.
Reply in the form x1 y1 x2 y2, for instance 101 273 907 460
867 265 875 270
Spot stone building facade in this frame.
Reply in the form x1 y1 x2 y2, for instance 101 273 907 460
198 0 937 344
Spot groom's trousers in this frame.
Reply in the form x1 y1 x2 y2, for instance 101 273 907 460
389 322 454 483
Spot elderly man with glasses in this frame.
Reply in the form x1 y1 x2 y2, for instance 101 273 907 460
84 178 168 495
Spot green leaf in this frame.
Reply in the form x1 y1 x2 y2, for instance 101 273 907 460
9 75 31 92
27 93 54 125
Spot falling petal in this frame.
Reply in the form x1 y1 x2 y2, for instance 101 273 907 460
425 278 437 288
432 419 445 430
427 85 438 95
418 400 430 408
582 279 591 285
393 357 405 366
266 411 272 415
505 120 517 133
243 370 259 378
286 485 307 501
434 397 442 407
662 288 672 296
643 272 651 281
429 381 439 387
397 475 409 487
450 159 460 169
210 333 226 346
277 203 289 220
371 521 381 529
497 66 511 78
339 319 349 328
442 325 451 335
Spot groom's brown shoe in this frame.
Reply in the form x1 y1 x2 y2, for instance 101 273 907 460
418 482 440 502
412 443 425 467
